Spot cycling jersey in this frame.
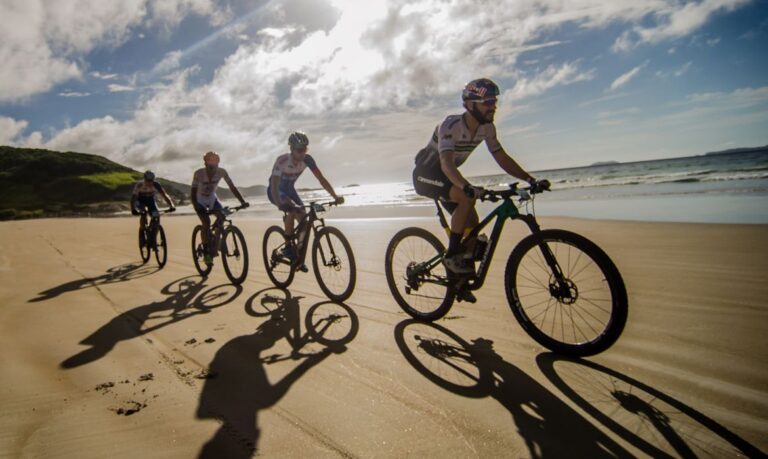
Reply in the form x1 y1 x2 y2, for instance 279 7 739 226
415 114 502 169
132 180 164 198
269 153 318 194
192 167 234 202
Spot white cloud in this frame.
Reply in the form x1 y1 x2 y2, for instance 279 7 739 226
0 117 28 144
9 0 756 184
609 62 646 91
108 84 136 93
613 0 749 51
58 91 91 98
0 0 226 102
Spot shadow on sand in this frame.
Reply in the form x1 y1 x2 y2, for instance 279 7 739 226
536 353 765 458
60 276 242 369
394 319 631 458
30 262 159 303
196 287 358 458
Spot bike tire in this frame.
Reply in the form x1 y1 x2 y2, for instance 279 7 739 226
139 227 150 263
312 226 356 302
221 226 249 285
262 225 295 288
155 224 168 268
504 229 628 357
384 227 454 321
191 225 212 277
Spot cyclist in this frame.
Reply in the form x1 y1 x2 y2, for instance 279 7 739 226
191 151 249 265
412 78 548 282
268 131 343 260
131 170 176 244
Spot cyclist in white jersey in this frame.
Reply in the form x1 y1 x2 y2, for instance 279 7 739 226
413 78 548 287
191 151 249 264
268 131 343 260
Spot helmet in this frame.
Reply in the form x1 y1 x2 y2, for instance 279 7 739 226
143 170 155 180
288 131 309 149
461 78 500 102
203 151 220 165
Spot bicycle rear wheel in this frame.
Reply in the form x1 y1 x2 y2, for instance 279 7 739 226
221 226 249 285
505 229 628 357
138 227 150 263
154 224 168 268
262 225 295 288
191 225 212 277
312 226 356 302
384 227 454 321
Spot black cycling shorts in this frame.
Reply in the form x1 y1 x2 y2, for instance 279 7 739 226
412 165 458 214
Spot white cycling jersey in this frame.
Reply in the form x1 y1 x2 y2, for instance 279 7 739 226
192 167 234 202
416 114 502 169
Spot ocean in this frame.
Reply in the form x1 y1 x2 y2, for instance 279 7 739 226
214 149 768 224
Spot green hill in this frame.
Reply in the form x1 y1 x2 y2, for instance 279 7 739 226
0 146 187 220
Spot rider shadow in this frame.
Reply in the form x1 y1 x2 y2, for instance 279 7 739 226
535 353 765 458
196 288 358 458
29 262 159 303
394 320 630 458
59 276 243 369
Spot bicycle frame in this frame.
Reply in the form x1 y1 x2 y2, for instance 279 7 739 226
414 189 562 293
291 202 336 266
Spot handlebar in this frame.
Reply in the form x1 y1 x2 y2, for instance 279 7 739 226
479 182 550 203
139 207 176 215
303 200 342 213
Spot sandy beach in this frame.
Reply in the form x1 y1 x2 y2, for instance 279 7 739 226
1 213 766 458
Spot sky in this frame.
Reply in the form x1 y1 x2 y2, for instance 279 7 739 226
1 0 767 187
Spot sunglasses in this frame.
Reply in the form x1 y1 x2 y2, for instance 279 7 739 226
477 98 498 107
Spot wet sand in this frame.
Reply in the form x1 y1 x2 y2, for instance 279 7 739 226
0 214 766 457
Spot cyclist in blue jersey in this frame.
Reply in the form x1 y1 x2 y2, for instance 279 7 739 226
131 170 175 219
131 170 176 251
268 131 344 260
412 78 548 285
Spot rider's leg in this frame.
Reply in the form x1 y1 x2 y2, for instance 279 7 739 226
211 211 225 256
446 185 477 256
197 211 212 249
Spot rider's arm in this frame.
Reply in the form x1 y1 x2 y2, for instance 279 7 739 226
154 181 175 208
190 186 198 208
222 172 247 205
491 149 536 183
130 194 137 209
310 168 339 200
439 151 470 189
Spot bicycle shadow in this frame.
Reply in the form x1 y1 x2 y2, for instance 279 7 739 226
196 288 358 458
394 320 630 458
29 262 159 303
59 276 243 369
535 353 765 458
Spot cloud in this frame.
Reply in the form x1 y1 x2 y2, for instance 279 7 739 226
609 62 647 91
9 0 756 184
58 91 91 98
108 84 136 93
0 117 29 144
612 0 749 52
0 0 226 103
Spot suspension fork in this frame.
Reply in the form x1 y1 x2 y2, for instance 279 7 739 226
519 214 570 292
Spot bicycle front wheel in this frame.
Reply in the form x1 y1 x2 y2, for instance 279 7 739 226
262 225 295 288
221 226 249 285
505 229 628 357
191 225 212 277
154 225 168 268
312 227 356 302
138 227 150 263
384 227 454 321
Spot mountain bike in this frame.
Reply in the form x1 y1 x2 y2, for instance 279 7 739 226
191 205 249 285
384 183 628 357
138 208 174 268
262 201 356 302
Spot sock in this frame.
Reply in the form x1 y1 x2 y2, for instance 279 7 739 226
446 231 463 257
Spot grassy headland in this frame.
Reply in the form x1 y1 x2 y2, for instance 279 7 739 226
0 146 187 220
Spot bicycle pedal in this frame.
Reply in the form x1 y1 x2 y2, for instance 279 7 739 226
298 264 309 273
455 289 477 304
